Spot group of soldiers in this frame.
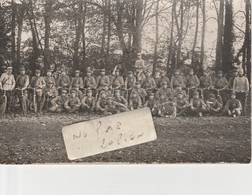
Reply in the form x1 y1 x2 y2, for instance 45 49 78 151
0 59 250 118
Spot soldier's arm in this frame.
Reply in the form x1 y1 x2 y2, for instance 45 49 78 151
24 75 30 89
138 96 142 107
245 77 249 93
64 98 70 109
122 96 128 107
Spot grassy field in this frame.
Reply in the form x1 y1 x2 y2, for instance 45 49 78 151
0 111 250 164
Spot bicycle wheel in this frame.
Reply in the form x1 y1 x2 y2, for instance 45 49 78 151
0 96 7 115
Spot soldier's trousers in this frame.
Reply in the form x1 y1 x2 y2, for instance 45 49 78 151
65 105 80 113
49 105 65 113
235 92 246 114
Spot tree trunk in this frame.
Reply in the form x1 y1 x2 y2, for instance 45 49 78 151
245 0 251 83
177 0 184 70
106 0 111 66
135 0 143 53
215 0 224 69
11 0 17 74
191 0 199 68
200 0 206 69
82 2 87 72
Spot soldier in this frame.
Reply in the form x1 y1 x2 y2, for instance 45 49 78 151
134 53 145 69
105 96 129 115
0 66 16 112
128 90 142 110
233 68 249 115
170 70 185 90
205 93 222 115
49 89 68 113
124 71 136 99
43 81 58 111
135 66 146 86
144 92 159 116
227 69 238 89
71 83 84 100
189 91 206 117
96 91 108 114
53 67 61 83
185 69 200 100
155 81 174 101
223 92 242 117
131 81 147 104
64 89 81 113
157 92 176 118
15 66 29 93
213 70 228 89
83 69 97 96
175 92 190 116
158 70 170 88
142 70 156 93
113 89 128 112
173 85 187 99
96 69 110 90
154 70 161 88
70 70 84 91
30 69 46 112
44 69 56 87
56 69 71 89
81 89 96 113
199 71 213 100
111 69 124 89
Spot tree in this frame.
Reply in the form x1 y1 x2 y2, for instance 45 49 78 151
200 0 206 68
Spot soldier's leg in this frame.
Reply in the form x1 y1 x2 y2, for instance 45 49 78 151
48 105 57 112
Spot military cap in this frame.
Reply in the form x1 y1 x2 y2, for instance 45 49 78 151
132 90 138 94
177 91 183 95
35 69 41 73
47 69 53 72
209 93 216 99
48 80 54 84
75 70 80 73
193 91 199 95
135 81 141 85
107 95 113 99
137 53 141 56
20 67 25 71
61 89 67 93
100 69 105 72
174 70 180 73
114 89 121 93
231 92 236 96
128 71 133 74
148 92 154 96
70 89 77 94
86 88 92 93
100 91 107 96
162 81 168 85
7 66 13 70
87 69 92 73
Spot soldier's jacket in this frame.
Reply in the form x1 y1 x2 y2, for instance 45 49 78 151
64 96 81 108
176 97 189 108
131 87 147 99
15 74 29 89
44 86 58 97
233 76 249 93
135 71 146 85
199 75 213 88
170 76 185 89
134 59 144 68
213 77 228 89
70 77 84 89
81 96 96 110
190 98 206 109
57 74 71 87
173 89 187 98
114 96 128 107
111 76 124 88
129 95 142 108
158 76 170 88
142 77 156 89
51 95 68 106
44 76 56 86
106 101 118 112
156 87 174 99
206 99 222 110
124 76 136 89
30 76 46 89
83 76 96 89
144 99 159 109
185 75 200 88
158 99 176 113
96 97 108 110
96 75 110 88
224 99 242 111
53 71 61 82
0 73 15 91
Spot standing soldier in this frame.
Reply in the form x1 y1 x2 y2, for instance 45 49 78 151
96 69 110 90
0 66 16 112
213 70 229 105
142 70 156 93
131 81 147 104
223 92 242 117
96 91 108 114
30 69 46 112
128 90 142 110
53 67 61 84
233 68 249 115
185 69 200 100
64 89 81 113
57 69 71 89
228 69 238 89
170 70 185 90
134 53 145 69
70 70 84 91
124 71 136 99
81 89 96 113
144 92 159 116
44 69 56 87
49 89 68 113
83 69 97 95
71 83 84 100
189 91 206 117
199 71 213 100
15 66 29 91
158 70 170 88
113 89 129 112
135 66 146 86
156 81 174 101
111 69 124 90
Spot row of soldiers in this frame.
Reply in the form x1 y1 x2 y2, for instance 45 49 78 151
0 65 249 117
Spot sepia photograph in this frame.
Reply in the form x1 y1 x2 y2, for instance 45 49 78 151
0 0 251 164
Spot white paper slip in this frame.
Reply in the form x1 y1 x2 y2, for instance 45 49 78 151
62 107 157 160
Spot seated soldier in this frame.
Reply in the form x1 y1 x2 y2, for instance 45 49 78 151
105 96 129 115
43 81 58 110
223 92 242 117
135 66 146 86
170 70 185 90
142 70 156 93
70 70 84 91
205 93 222 115
173 85 187 99
71 83 84 100
185 69 200 100
213 70 228 89
158 70 170 88
44 69 56 87
155 81 174 101
199 71 213 89
64 89 81 113
157 93 176 118
124 71 136 100
57 69 71 89
131 81 147 104
53 67 61 83
128 90 142 110
189 91 206 117
81 89 96 113
111 69 124 90
49 89 68 113
96 91 108 114
144 92 159 116
175 92 190 116
83 69 97 90
96 69 110 90
113 89 128 112
99 84 113 97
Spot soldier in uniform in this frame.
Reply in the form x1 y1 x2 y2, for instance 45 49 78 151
96 69 110 90
56 69 71 89
81 89 96 113
156 81 174 101
227 69 238 89
144 92 159 116
111 69 124 90
185 69 200 100
15 67 29 101
199 71 213 100
170 70 185 90
71 83 84 100
64 89 81 113
30 69 46 112
128 90 142 110
134 53 145 69
113 89 128 112
70 70 84 91
96 91 108 114
105 96 129 115
83 69 97 96
142 70 156 93
158 70 170 88
213 70 229 105
53 67 61 84
43 80 58 111
189 91 206 117
173 85 187 99
44 69 56 87
205 93 222 115
223 92 242 117
124 71 136 99
0 66 16 112
157 92 176 118
49 89 68 113
175 91 190 116
135 66 146 86
131 81 147 104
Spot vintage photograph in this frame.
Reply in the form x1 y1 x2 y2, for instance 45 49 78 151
0 0 251 164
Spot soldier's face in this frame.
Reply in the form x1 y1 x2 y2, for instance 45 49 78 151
176 87 182 91
87 91 92 97
71 92 76 97
137 55 141 59
48 83 53 88
101 72 105 75
178 94 183 99
75 73 80 77
149 96 154 100
231 94 236 99
47 72 52 76
61 92 67 97
20 70 25 75
35 73 40 77
7 69 12 74
136 84 141 88
115 72 119 76
217 73 222 77
62 71 66 75
107 99 112 104
160 95 165 100
132 93 137 98
238 71 243 77
189 71 194 75
194 94 199 99
87 72 91 76
101 93 106 98
233 72 238 76
163 84 167 88
115 93 120 98
175 72 179 77
128 73 133 77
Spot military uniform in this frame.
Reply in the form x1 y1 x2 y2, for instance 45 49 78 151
83 75 97 89
49 90 68 113
142 76 156 92
155 82 174 100
170 75 185 90
111 74 124 89
128 92 142 110
131 84 147 104
158 98 176 118
205 94 222 115
57 73 71 88
44 74 56 87
96 95 108 113
189 92 206 117
144 93 159 116
175 95 190 116
223 93 242 117
96 74 110 90
81 95 96 113
64 90 81 113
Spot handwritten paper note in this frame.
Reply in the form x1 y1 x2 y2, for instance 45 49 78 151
62 107 157 160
